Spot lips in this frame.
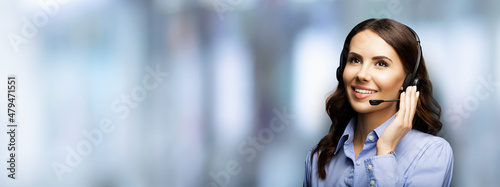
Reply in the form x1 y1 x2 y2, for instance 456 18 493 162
351 86 378 99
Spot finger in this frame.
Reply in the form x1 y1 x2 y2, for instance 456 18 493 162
411 86 417 124
409 86 417 126
404 86 412 125
406 86 415 128
398 91 406 121
412 90 420 120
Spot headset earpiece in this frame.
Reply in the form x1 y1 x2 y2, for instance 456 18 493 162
336 67 342 82
413 78 421 86
402 75 422 91
336 48 347 83
402 73 413 90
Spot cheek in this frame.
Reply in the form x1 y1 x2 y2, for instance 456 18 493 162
342 67 357 85
375 73 405 91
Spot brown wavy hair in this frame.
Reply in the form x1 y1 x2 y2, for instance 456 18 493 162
311 18 443 179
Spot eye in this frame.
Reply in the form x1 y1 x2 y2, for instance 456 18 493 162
375 61 388 67
348 57 361 64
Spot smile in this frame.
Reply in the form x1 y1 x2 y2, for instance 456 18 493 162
354 88 377 94
351 86 378 99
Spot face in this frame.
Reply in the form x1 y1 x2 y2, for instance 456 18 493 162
343 30 406 114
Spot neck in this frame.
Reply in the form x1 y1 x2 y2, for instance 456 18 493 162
354 103 397 144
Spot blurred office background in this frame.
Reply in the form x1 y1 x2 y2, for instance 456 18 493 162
0 0 499 186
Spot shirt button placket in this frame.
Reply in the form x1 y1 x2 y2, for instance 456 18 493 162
370 179 375 186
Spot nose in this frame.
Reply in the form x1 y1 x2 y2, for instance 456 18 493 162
356 66 371 82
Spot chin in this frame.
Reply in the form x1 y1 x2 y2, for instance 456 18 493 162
350 101 378 114
349 98 396 115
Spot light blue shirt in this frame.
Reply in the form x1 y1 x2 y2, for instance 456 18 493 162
304 114 454 186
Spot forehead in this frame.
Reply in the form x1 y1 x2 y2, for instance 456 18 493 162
349 30 401 62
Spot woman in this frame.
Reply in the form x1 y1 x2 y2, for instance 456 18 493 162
303 18 453 186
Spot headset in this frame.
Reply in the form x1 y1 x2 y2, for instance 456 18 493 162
336 25 422 91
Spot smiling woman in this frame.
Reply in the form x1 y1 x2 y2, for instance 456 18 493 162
303 18 453 186
343 29 406 119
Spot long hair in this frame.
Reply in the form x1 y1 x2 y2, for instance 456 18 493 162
311 18 443 179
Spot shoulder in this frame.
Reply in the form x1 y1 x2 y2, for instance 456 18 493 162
304 144 319 186
398 130 454 184
304 144 322 176
305 144 318 165
403 129 452 151
397 129 453 164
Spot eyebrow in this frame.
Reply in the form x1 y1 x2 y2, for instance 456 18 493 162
348 52 393 64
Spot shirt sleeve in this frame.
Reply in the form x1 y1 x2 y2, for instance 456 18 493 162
303 148 313 187
364 154 401 186
364 138 454 187
404 139 454 186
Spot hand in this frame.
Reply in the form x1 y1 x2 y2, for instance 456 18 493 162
377 85 420 156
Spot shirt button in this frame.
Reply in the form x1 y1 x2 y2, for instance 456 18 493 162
368 165 373 170
356 161 361 165
368 135 374 141
370 180 375 185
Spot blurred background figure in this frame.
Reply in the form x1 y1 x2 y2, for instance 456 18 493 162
0 0 499 186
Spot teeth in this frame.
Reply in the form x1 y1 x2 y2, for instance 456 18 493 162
354 88 376 94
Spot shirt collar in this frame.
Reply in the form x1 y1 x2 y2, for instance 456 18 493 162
334 113 397 155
